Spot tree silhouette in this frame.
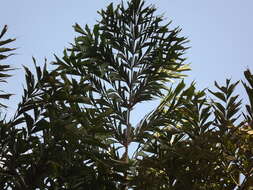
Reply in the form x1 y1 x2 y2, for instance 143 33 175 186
1 1 253 189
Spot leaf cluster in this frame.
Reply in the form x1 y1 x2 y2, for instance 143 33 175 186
1 1 253 190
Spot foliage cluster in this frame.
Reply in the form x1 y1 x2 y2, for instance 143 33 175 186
1 0 253 189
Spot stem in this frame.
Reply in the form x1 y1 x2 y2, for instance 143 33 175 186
124 83 132 190
123 8 138 189
125 106 130 162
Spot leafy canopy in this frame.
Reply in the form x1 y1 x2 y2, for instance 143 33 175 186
1 0 253 190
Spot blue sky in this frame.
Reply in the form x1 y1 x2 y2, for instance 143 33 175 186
1 0 253 124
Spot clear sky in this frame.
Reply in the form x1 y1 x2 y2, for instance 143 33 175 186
1 0 253 125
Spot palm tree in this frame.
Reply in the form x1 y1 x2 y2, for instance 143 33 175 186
1 1 253 189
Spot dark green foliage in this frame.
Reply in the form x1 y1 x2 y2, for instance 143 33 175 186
0 25 15 108
53 1 189 188
1 58 125 189
1 1 253 189
132 74 253 190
